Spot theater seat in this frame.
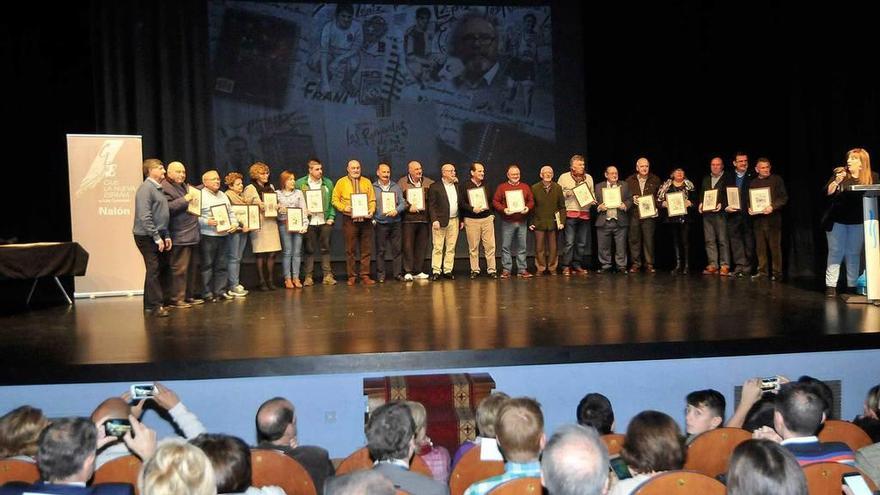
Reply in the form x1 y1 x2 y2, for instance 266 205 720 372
335 446 432 477
0 459 40 485
817 420 873 452
91 455 142 495
250 449 317 495
449 446 505 495
633 470 725 494
803 462 877 495
683 427 751 478
487 476 543 494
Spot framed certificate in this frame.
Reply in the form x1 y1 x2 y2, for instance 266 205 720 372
637 195 658 219
468 187 488 211
247 204 261 230
230 205 249 229
666 191 687 217
749 187 772 214
505 189 526 213
305 189 323 214
406 187 425 210
554 211 564 229
187 186 201 216
351 193 369 218
602 186 622 209
726 187 741 210
572 181 595 208
702 189 718 212
263 192 278 218
286 207 304 231
381 191 397 215
211 204 231 232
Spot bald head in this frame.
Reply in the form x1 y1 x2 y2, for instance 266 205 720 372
256 398 296 445
91 397 131 423
407 161 423 181
166 161 186 184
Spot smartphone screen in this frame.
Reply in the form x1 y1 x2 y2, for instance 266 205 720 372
131 383 156 400
104 419 132 437
843 473 873 495
609 457 632 480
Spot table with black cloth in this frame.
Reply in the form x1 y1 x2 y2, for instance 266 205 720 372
0 242 89 304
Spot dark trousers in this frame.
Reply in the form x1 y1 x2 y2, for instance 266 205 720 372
753 217 783 277
628 217 656 267
375 222 402 279
342 216 373 277
597 223 627 269
304 223 333 277
670 222 690 267
200 235 229 297
402 222 429 274
161 244 200 304
727 214 755 273
135 235 163 310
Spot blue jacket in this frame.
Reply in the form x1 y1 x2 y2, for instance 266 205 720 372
0 481 133 495
372 180 407 224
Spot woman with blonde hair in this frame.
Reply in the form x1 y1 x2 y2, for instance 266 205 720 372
0 405 50 460
823 148 877 297
403 401 451 483
244 163 282 291
139 439 217 495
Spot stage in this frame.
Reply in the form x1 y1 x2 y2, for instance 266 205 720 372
2 272 879 386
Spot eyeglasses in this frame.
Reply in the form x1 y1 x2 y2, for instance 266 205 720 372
461 34 496 45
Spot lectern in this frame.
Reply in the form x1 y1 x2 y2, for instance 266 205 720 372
842 184 880 304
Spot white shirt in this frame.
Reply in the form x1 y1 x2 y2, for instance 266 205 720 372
444 180 459 219
307 177 325 226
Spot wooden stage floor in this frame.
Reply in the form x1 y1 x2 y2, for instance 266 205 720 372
2 273 879 385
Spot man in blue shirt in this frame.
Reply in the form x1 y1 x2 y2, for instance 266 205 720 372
132 159 171 317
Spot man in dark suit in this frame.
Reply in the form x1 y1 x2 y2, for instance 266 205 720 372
725 151 756 277
254 397 335 495
367 402 449 495
427 163 461 280
0 418 133 495
594 165 632 273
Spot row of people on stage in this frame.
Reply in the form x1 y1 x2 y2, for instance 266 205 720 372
133 152 792 316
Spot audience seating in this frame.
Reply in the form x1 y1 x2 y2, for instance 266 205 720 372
250 449 317 495
633 470 725 494
335 446 432 477
91 455 142 495
817 419 874 451
601 433 626 456
803 462 878 495
682 427 751 478
0 459 40 485
449 446 505 495
487 476 543 494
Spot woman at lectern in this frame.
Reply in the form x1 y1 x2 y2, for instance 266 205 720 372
823 148 876 297
244 162 282 291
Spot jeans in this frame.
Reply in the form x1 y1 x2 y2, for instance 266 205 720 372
279 229 304 280
226 232 248 287
825 223 863 287
562 217 591 269
201 235 229 297
501 221 528 273
702 214 730 268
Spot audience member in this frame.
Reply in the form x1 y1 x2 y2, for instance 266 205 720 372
0 405 49 461
797 375 835 419
190 433 283 495
452 392 510 466
541 424 609 495
685 389 725 442
609 410 684 495
139 439 216 495
576 393 615 435
727 376 787 429
726 439 807 495
855 384 880 487
324 470 395 495
403 401 451 483
365 402 448 495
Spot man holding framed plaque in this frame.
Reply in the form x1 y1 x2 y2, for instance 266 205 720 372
459 162 497 279
397 160 435 281
624 157 662 273
493 164 535 278
133 158 171 317
698 157 733 276
428 163 462 280
725 151 756 277
748 157 788 281
198 170 239 302
332 159 377 286
373 163 407 282
595 165 632 273
529 166 566 275
160 161 201 309
557 154 595 275
296 159 337 286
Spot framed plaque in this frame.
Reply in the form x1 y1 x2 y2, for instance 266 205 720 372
637 195 658 219
381 191 397 215
505 189 526 213
305 189 323 214
186 186 201 216
602 186 622 209
666 191 687 217
263 192 278 218
286 207 304 232
230 205 249 229
749 187 772 214
211 204 231 232
468 187 488 211
572 181 595 208
351 193 369 218
726 187 741 210
702 189 718 212
247 204 261 230
406 187 425 210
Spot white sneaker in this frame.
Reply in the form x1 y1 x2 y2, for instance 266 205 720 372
404 273 414 281
414 272 430 280
228 286 248 297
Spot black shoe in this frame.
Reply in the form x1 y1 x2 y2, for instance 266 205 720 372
185 298 205 305
168 301 192 309
145 306 170 318
825 287 837 298
377 276 385 283
394 274 405 282
470 271 480 279
443 273 455 280
488 272 498 279
430 273 441 281
258 282 270 291
751 273 767 280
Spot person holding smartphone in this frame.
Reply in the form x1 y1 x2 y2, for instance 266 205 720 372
608 411 684 495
